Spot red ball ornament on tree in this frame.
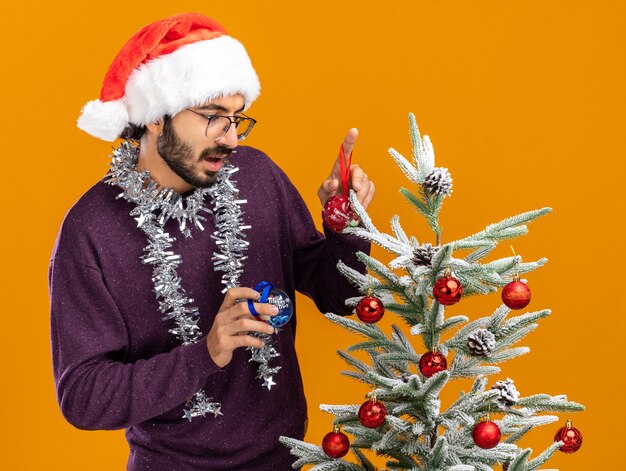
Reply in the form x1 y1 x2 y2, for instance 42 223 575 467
356 296 385 323
433 273 463 305
322 426 350 459
554 420 583 454
358 397 387 428
322 194 358 233
472 420 501 449
501 277 531 310
419 350 447 378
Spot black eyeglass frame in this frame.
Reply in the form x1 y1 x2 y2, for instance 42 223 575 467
185 108 257 142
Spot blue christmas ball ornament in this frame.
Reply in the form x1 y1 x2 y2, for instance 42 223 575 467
248 282 293 328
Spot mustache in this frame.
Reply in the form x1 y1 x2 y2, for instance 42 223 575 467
200 145 233 160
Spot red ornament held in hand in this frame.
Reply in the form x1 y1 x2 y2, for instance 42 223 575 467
472 419 501 449
433 272 463 305
356 295 385 323
554 419 583 453
322 145 359 232
502 276 531 310
323 194 357 232
419 350 447 378
358 396 387 428
322 426 350 459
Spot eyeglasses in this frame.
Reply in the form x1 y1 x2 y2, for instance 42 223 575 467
186 108 257 142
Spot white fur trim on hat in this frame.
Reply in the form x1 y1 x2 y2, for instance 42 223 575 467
78 35 260 141
125 36 260 125
77 99 129 142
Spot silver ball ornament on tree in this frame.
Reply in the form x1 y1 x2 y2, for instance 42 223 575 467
467 329 496 357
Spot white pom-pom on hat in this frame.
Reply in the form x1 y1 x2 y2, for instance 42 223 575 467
77 99 129 142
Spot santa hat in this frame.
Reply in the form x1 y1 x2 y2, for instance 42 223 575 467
77 12 260 141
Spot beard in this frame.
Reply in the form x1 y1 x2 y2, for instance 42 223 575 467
157 116 232 188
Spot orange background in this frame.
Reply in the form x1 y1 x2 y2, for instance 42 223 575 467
1 1 624 469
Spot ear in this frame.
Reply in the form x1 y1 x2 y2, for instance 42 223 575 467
145 118 164 137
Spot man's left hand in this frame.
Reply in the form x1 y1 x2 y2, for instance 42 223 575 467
317 128 375 210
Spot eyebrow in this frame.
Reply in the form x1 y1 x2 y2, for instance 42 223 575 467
197 103 246 114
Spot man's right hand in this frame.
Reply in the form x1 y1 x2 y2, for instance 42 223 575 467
206 287 278 368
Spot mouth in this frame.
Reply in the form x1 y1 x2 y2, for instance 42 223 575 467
199 147 232 172
201 155 224 172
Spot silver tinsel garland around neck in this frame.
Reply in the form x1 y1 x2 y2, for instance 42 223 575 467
105 141 281 420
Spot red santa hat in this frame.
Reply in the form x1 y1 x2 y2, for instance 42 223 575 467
77 12 261 141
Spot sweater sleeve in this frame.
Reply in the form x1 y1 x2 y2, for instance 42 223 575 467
272 165 371 315
49 223 224 431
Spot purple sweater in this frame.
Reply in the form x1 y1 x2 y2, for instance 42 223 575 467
49 146 370 470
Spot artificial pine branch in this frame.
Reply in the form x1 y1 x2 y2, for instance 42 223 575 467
515 394 585 413
408 113 435 183
353 447 378 470
526 441 562 470
507 448 532 471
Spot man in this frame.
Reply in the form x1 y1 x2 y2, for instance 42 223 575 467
49 12 375 470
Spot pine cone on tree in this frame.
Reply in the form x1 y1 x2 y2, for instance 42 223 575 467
412 243 439 267
423 167 453 197
400 373 415 383
467 329 496 356
492 378 520 407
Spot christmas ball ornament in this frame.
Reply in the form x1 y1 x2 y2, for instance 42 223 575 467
356 296 385 323
248 282 293 328
419 351 447 378
322 426 350 458
433 274 463 305
358 397 387 428
322 194 358 232
501 278 531 310
554 420 583 454
472 420 501 449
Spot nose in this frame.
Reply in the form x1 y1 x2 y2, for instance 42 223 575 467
217 123 239 149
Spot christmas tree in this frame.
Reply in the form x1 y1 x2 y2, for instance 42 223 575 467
280 114 584 470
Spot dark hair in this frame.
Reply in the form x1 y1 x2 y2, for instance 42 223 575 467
120 123 147 140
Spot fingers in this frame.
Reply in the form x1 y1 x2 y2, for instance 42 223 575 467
317 178 339 205
207 330 266 367
209 288 281 367
318 127 360 207
361 180 375 210
328 128 359 180
223 287 260 307
322 178 339 195
231 335 266 350
226 317 275 337
350 165 374 207
350 164 364 192
341 128 358 161
333 128 359 180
